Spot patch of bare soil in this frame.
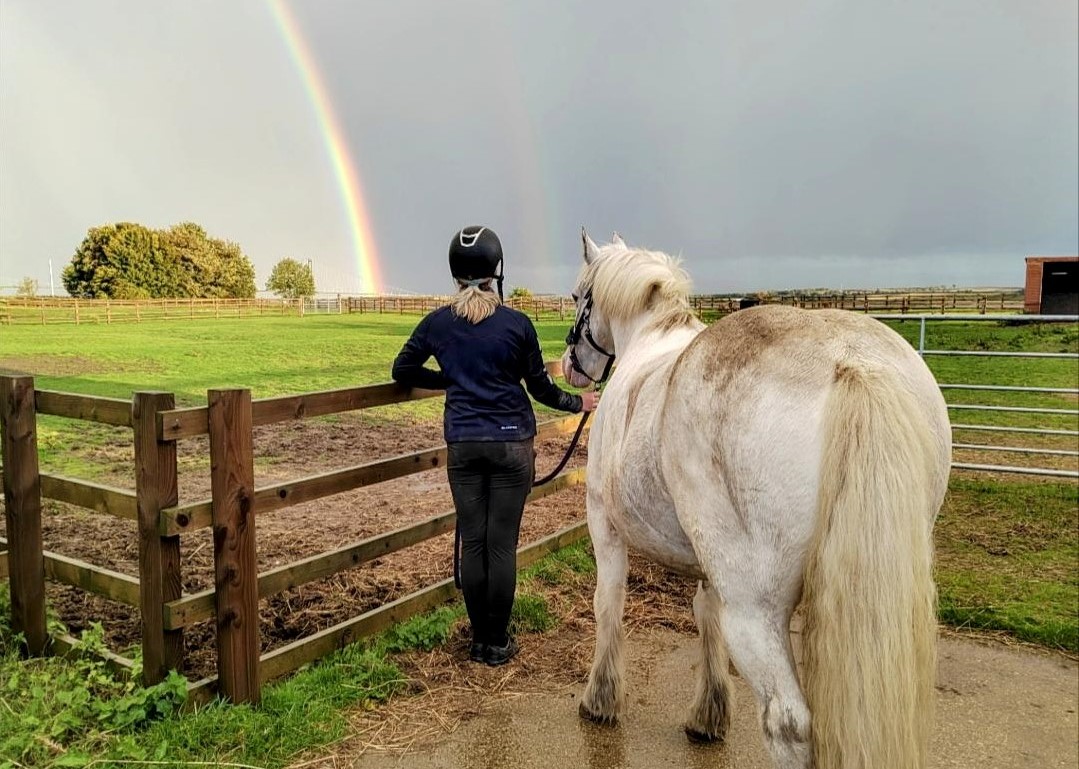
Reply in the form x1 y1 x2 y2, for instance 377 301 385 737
0 354 150 376
32 414 698 685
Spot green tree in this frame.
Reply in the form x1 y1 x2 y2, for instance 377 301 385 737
15 277 38 297
161 222 214 297
266 258 316 299
206 237 257 298
160 222 256 298
62 221 256 299
62 223 161 299
508 286 533 299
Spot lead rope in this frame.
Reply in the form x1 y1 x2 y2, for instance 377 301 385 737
453 396 594 589
532 410 590 487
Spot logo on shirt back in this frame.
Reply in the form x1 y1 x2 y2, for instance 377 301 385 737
500 425 519 431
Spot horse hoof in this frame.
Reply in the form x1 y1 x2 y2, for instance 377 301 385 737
684 725 723 744
578 701 618 726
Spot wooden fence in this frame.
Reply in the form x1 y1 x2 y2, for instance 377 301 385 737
0 295 568 325
0 297 307 325
0 363 588 705
690 291 1025 320
344 295 575 320
1 290 1025 325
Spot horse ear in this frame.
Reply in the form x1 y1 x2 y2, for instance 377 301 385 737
581 227 599 264
612 232 626 248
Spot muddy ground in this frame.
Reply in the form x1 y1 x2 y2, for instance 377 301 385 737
32 411 696 683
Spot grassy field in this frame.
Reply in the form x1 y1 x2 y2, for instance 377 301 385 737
0 311 1076 767
1 312 1074 474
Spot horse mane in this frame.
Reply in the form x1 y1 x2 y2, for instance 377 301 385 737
582 247 698 332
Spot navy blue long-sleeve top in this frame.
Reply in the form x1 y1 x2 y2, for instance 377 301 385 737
391 305 582 442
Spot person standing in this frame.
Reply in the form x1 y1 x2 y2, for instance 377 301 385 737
392 226 598 666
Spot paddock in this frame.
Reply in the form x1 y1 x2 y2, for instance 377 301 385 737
0 363 593 705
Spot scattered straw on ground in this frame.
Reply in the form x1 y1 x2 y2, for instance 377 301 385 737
287 552 699 767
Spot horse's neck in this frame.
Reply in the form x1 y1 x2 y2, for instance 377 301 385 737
611 314 704 372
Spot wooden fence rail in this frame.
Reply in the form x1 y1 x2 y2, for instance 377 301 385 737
159 382 445 440
161 411 580 536
0 364 590 706
35 391 133 426
248 515 590 699
0 297 305 326
164 464 585 632
43 549 142 606
40 474 138 521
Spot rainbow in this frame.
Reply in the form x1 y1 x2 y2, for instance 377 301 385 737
269 0 382 294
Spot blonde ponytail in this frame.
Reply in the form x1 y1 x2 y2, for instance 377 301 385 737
450 281 500 324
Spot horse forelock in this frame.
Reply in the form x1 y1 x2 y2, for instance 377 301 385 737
579 247 697 331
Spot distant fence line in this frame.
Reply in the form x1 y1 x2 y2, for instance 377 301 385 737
0 290 1026 325
0 297 305 325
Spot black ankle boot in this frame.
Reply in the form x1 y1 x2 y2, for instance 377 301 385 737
469 642 487 662
484 636 518 666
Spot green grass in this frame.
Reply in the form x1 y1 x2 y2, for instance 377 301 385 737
2 313 1072 428
0 595 452 768
936 477 1078 651
523 538 597 586
0 314 582 478
510 592 557 634
885 319 1078 417
0 566 569 768
0 315 433 404
0 314 574 404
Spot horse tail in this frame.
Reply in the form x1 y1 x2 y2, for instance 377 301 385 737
803 362 939 769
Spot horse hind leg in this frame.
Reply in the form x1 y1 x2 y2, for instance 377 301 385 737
684 580 734 742
719 598 811 769
579 517 629 724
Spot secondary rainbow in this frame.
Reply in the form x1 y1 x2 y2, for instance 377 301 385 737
269 0 382 294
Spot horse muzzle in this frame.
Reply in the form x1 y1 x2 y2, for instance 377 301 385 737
562 351 594 389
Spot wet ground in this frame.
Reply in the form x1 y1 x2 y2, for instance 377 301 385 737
343 630 1078 769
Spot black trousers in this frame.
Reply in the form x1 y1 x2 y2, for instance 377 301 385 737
448 439 534 646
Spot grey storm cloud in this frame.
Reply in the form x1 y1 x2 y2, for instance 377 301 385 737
1 0 1076 295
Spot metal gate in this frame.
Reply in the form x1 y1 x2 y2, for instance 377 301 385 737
875 313 1078 479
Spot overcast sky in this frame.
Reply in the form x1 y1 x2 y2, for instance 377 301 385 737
1 0 1076 295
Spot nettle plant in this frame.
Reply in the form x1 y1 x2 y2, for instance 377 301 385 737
1 620 186 767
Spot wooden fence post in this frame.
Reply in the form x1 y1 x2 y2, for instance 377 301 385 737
1 376 47 655
208 389 260 704
133 392 182 685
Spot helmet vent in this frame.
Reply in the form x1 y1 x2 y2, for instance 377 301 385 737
459 227 487 247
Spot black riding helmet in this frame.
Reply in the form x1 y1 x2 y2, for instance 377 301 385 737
449 225 505 300
449 226 503 280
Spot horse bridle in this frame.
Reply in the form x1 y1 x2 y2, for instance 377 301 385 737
565 290 616 385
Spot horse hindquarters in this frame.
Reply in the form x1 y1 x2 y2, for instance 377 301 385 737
803 363 940 769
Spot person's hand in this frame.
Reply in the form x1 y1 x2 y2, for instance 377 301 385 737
580 391 600 413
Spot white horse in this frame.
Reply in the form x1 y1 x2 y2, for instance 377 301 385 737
561 232 951 769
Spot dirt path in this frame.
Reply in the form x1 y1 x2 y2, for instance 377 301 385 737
331 630 1077 769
